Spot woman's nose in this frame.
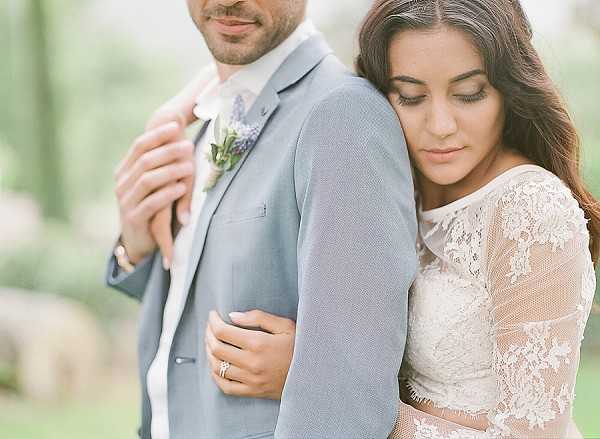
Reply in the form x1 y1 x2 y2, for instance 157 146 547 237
426 100 458 140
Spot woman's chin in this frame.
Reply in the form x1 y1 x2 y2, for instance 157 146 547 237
420 166 468 188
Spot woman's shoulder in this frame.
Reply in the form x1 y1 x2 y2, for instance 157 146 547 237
489 164 589 252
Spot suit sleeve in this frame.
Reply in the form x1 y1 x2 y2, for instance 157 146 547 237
104 238 157 301
275 82 417 438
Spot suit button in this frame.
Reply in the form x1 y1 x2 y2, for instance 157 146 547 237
175 356 195 365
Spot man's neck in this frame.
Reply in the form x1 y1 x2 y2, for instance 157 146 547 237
216 62 244 83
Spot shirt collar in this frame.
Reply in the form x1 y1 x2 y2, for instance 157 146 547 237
194 20 318 121
227 19 318 97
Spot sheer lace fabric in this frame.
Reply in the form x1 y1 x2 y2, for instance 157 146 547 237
392 165 595 438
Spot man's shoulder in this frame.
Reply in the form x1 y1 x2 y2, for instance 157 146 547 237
296 58 394 127
297 59 398 131
306 56 386 104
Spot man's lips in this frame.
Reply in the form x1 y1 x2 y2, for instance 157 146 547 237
210 17 258 35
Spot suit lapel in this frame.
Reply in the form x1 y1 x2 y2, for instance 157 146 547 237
180 34 334 301
181 87 280 296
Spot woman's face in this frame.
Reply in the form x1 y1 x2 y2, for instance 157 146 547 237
387 26 505 190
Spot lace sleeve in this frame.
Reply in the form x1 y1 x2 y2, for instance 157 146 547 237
481 175 595 438
389 174 596 439
389 401 487 438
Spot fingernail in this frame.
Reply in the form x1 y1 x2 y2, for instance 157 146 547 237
179 211 190 226
229 312 246 321
163 256 170 270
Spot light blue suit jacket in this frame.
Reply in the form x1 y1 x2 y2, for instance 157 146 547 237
106 34 417 439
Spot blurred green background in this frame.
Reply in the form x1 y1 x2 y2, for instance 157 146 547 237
0 0 599 438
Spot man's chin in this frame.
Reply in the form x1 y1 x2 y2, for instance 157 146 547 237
205 34 270 65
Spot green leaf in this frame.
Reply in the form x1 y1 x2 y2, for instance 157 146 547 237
210 143 218 162
224 156 234 171
223 134 236 154
229 154 242 169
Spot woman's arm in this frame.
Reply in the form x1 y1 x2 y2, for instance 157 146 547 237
204 310 296 400
479 178 595 438
391 178 595 439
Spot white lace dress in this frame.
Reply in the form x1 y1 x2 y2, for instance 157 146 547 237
389 165 596 438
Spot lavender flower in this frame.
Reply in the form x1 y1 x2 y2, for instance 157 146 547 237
202 94 260 191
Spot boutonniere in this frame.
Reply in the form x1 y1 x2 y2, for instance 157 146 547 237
203 95 260 191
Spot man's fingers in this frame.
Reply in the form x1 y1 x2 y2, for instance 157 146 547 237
120 161 194 211
228 309 296 335
146 106 187 132
151 208 174 270
115 140 194 199
115 121 183 179
175 172 195 225
128 183 186 225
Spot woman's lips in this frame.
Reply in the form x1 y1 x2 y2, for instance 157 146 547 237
211 18 258 35
422 147 465 163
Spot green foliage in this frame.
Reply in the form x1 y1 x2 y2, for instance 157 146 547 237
0 221 137 325
573 355 600 437
0 363 18 393
0 385 140 439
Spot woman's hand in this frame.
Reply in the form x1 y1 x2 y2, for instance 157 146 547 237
205 310 296 400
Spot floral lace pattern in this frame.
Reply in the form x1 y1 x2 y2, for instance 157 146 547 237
491 322 572 434
403 247 496 414
397 166 595 439
496 174 585 283
423 205 486 283
413 418 484 439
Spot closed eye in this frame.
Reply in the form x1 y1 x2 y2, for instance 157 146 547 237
397 94 426 106
454 88 487 103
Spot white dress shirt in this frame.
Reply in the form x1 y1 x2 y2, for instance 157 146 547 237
146 20 317 439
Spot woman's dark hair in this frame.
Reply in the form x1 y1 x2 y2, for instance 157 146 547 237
356 0 600 265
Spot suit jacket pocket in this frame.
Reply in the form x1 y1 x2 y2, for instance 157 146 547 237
211 203 267 226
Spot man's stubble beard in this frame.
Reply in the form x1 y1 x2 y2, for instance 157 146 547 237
193 2 305 66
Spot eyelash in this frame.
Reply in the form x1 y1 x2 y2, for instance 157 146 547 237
396 88 487 106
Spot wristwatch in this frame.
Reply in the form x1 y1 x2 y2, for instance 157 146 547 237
114 240 136 273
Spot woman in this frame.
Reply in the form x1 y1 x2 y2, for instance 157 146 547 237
155 0 599 437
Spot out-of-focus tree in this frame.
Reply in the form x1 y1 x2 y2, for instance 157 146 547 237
27 0 67 220
575 0 600 38
4 0 68 219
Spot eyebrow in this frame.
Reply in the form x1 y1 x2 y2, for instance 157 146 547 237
390 69 486 85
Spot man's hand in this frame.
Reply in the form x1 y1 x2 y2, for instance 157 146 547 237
117 70 211 268
144 108 195 269
114 113 195 268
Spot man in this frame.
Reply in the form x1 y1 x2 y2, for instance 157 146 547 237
106 1 417 438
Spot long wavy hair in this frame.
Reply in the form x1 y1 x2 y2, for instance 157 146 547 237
356 0 600 267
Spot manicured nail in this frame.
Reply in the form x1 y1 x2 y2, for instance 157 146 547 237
229 312 246 321
179 211 190 226
163 256 170 270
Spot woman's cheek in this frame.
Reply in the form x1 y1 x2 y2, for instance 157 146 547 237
397 111 422 158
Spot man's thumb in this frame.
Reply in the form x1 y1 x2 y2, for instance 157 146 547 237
151 208 174 270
